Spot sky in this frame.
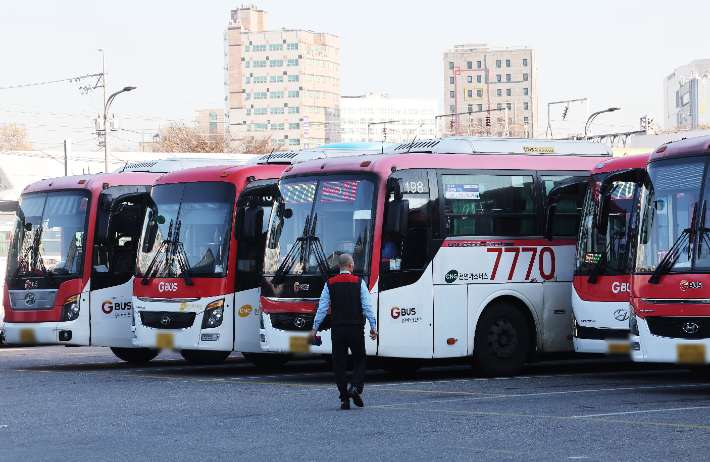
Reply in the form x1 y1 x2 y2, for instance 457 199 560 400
1 0 709 153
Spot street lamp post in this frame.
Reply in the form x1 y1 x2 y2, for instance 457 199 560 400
584 107 620 139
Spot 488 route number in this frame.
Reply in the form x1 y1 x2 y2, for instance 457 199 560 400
487 247 556 281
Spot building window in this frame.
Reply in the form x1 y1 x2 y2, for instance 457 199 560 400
245 77 251 84
208 111 217 131
245 61 250 68
253 45 266 52
244 93 251 100
450 91 455 98
269 60 283 67
523 73 529 81
507 103 512 110
524 117 529 124
246 124 251 131
287 43 298 50
246 109 251 116
270 108 284 115
477 89 482 97
269 76 282 83
496 75 501 82
523 58 528 66
506 59 510 67
506 89 511 96
467 61 472 69
449 62 454 70
523 88 529 96
255 124 267 131
288 107 299 113
270 91 284 99
287 59 299 66
244 45 250 52
477 75 482 83
524 102 529 110
467 76 472 83
467 90 473 98
254 92 267 99
269 44 283 51
288 91 299 98
241 12 248 18
287 75 299 82
254 108 267 115
289 123 300 129
254 76 266 83
477 104 483 111
254 60 266 68
450 77 454 84
496 89 502 97
506 74 511 82
450 105 455 113
496 60 501 68
468 104 473 112
271 123 285 130
477 60 481 68
289 139 300 145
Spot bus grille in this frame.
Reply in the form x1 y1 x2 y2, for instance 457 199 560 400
141 311 196 329
646 316 710 339
269 312 331 331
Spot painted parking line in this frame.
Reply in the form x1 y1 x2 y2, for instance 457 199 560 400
573 405 710 418
370 405 710 429
451 446 622 462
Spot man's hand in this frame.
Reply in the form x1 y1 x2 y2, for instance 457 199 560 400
307 329 318 345
369 328 378 340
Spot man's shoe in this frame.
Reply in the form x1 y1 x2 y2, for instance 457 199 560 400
349 387 364 408
340 399 350 410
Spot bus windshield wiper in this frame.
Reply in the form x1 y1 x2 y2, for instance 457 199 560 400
10 224 44 287
648 202 697 284
171 220 193 286
697 200 710 257
272 213 330 285
140 219 173 285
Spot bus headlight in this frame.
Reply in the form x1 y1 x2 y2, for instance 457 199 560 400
202 299 224 329
629 304 639 336
60 295 80 322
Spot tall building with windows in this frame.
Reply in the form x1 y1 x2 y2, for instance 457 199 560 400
663 59 710 131
340 94 437 143
443 44 537 137
196 109 225 133
224 4 341 148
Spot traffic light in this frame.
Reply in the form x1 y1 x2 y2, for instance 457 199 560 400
562 106 569 120
383 126 387 140
485 116 491 127
450 119 454 130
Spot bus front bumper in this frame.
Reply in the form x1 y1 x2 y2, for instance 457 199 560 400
2 320 87 346
633 317 710 365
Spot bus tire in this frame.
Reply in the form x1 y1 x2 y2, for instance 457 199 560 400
378 357 422 375
180 349 231 365
110 347 159 364
471 302 530 377
242 352 291 368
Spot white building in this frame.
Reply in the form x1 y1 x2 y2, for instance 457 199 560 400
340 94 438 144
663 59 710 130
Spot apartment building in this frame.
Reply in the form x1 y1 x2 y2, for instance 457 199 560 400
224 4 341 148
196 109 225 133
443 44 537 137
340 93 437 143
663 59 710 130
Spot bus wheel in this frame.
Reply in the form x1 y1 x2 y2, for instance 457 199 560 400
110 347 159 364
242 352 292 368
471 302 530 377
180 350 231 365
378 357 422 375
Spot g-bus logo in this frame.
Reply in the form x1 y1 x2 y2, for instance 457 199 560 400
680 280 702 291
391 306 417 319
238 305 252 317
445 270 459 283
611 282 629 294
102 300 132 314
294 282 310 292
159 282 178 292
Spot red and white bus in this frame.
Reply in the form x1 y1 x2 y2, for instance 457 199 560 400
257 137 611 376
623 136 710 365
132 144 389 365
551 153 650 354
1 159 243 362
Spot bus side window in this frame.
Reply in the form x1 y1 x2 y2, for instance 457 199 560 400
542 175 588 236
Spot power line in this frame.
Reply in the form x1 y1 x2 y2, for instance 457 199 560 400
0 74 101 91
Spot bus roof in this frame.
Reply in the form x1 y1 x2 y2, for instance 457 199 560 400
649 135 710 163
384 137 613 156
22 171 164 195
152 163 287 189
591 152 652 175
112 157 247 173
245 142 394 166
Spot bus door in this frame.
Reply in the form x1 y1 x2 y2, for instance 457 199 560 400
89 187 148 347
378 170 436 358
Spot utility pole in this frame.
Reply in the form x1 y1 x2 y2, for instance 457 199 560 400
63 138 71 176
99 49 109 173
545 98 588 139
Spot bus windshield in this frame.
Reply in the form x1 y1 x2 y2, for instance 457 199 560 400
136 182 236 279
636 156 709 273
577 177 639 276
264 175 376 276
6 191 90 281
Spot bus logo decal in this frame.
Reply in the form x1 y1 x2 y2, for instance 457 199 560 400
683 322 699 334
238 305 252 317
680 280 702 291
24 293 36 306
445 270 459 283
613 309 629 321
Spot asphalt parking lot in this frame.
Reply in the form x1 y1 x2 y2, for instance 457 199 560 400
1 346 709 461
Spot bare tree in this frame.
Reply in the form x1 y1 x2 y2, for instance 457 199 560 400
152 122 235 153
0 123 34 150
235 134 286 154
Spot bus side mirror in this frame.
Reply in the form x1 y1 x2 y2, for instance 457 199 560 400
595 168 648 237
235 206 264 241
543 181 587 242
544 202 557 242
386 199 409 238
597 194 612 236
387 177 404 200
143 221 158 252
97 212 111 245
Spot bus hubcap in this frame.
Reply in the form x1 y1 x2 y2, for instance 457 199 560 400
487 320 518 359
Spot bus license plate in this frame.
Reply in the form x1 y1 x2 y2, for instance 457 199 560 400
19 329 35 344
156 332 174 349
607 342 631 354
677 344 706 364
289 336 310 354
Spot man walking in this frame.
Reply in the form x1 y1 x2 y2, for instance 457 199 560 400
309 253 377 410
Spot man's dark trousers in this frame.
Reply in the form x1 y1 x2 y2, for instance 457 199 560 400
331 324 366 400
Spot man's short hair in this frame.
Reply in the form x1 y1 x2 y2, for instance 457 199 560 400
338 253 353 269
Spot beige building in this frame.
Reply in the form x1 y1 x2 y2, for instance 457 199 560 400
443 44 538 137
196 109 225 133
224 4 341 148
340 94 437 143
